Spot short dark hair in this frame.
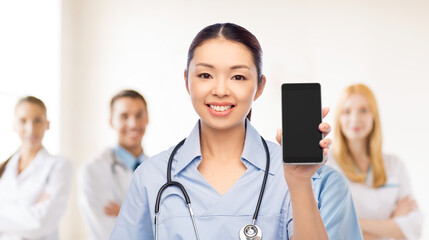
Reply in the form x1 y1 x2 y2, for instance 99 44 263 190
186 23 263 83
110 90 147 112
15 96 47 116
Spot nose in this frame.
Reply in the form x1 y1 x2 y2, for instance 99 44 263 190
349 110 360 124
25 121 34 134
211 78 230 97
127 116 137 128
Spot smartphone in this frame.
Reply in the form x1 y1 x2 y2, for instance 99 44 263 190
281 83 324 164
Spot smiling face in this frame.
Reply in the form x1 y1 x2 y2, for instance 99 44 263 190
14 102 49 150
339 93 374 141
185 38 265 130
110 97 148 150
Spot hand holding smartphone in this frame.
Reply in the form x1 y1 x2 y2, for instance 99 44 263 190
282 83 324 165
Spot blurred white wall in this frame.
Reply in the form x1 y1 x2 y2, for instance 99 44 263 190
1 0 428 239
0 0 61 159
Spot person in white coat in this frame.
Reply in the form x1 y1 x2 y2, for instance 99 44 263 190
78 90 149 240
0 96 73 240
327 84 423 239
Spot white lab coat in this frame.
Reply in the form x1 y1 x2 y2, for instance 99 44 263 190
0 148 73 240
327 153 423 240
78 148 134 240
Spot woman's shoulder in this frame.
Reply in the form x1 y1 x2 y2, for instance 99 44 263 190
382 153 402 166
317 164 350 191
318 164 346 180
43 149 73 174
382 153 407 176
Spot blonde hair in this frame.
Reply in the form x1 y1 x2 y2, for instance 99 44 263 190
333 84 386 188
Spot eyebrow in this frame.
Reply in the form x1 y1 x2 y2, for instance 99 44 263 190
231 65 250 70
195 63 250 70
195 63 214 68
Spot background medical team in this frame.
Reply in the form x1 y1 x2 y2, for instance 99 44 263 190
78 90 149 240
0 88 423 239
327 84 423 239
0 97 72 240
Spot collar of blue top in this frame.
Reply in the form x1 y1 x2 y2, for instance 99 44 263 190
173 119 322 179
172 119 322 180
114 145 147 171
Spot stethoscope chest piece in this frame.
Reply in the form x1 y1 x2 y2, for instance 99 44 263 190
239 224 262 240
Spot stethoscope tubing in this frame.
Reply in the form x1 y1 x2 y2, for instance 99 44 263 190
252 136 270 222
154 123 270 240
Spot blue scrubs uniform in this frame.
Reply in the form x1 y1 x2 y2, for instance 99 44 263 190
110 120 363 240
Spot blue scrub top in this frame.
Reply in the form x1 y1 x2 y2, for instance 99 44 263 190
110 120 363 240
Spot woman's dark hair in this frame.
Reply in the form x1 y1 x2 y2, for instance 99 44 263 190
15 96 47 116
186 23 263 120
186 23 263 82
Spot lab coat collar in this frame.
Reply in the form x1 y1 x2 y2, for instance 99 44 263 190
173 119 276 177
10 147 50 180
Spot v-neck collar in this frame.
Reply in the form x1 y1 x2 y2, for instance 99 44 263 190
12 147 48 180
173 119 276 177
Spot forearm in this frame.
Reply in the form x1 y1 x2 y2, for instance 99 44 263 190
359 219 405 239
0 204 41 232
288 178 328 240
362 232 378 240
79 194 117 239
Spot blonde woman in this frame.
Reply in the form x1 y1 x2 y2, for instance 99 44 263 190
327 84 423 239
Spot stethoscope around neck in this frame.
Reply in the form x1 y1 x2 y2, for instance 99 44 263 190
154 121 271 240
110 150 127 175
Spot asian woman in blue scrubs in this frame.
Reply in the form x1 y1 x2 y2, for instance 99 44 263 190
110 23 362 240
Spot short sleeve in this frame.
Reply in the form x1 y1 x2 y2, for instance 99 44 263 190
317 169 363 240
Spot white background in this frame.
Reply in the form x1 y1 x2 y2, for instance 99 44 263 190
0 0 428 239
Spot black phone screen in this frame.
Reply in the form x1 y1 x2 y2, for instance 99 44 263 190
282 83 323 164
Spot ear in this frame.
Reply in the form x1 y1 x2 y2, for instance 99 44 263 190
109 117 114 128
253 75 266 101
184 69 190 95
46 120 50 130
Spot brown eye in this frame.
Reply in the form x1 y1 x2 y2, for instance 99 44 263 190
198 73 212 79
232 75 246 80
34 117 42 124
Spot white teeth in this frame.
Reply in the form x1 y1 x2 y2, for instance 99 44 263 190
209 105 232 112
